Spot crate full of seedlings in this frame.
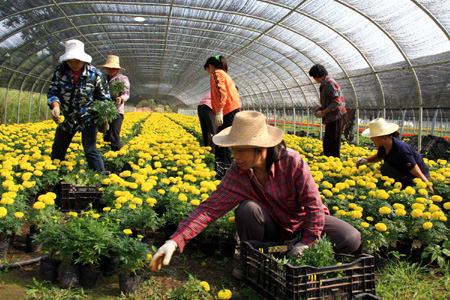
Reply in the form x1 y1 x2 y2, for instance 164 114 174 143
241 237 376 300
58 182 102 212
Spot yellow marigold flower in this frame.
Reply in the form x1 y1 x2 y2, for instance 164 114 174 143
347 195 354 200
337 210 347 216
418 188 428 196
394 182 402 189
103 207 111 212
154 161 162 168
146 198 157 207
228 216 235 223
394 209 406 216
431 195 443 202
375 223 387 232
0 207 7 218
422 212 431 219
218 289 232 300
331 187 340 193
366 216 374 221
412 203 425 211
379 207 391 214
157 189 165 195
33 170 43 177
360 222 370 228
33 201 46 210
92 214 100 219
444 202 450 210
338 194 346 200
132 198 143 205
349 203 357 209
393 203 405 210
199 281 210 292
123 229 132 235
332 206 339 211
322 189 333 197
351 211 362 219
14 211 24 218
190 199 200 206
359 195 366 200
411 209 423 218
431 211 444 220
128 204 137 210
415 197 426 203
366 182 376 189
423 222 433 230
146 254 153 261
440 216 448 222
404 186 416 195
178 193 188 201
429 204 440 213
377 191 390 200
416 181 427 189
368 191 376 197
68 211 78 217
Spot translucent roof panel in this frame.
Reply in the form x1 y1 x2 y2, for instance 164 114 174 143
0 0 449 111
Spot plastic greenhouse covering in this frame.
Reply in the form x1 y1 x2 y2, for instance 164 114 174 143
0 0 449 148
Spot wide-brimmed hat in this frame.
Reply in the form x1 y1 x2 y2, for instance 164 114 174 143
59 40 92 63
100 55 125 70
213 111 284 148
362 118 399 137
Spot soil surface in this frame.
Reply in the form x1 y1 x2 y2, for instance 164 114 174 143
0 232 254 299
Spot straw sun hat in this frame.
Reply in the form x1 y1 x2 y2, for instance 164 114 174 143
100 55 125 70
59 40 92 63
213 111 284 148
361 118 399 138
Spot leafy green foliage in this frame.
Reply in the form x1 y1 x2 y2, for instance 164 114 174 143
91 100 119 125
288 235 338 268
110 81 125 96
422 240 450 269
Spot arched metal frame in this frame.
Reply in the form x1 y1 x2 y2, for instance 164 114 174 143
0 0 449 150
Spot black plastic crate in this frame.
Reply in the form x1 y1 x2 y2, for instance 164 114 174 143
241 240 376 300
58 182 102 212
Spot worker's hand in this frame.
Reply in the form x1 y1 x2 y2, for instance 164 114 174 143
287 242 308 257
149 240 177 272
97 123 109 134
355 158 368 169
51 106 61 124
116 97 122 106
314 111 323 118
215 111 224 127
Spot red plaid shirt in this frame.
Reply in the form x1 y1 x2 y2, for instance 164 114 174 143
171 148 329 252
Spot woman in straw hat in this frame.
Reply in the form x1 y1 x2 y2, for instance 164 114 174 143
356 118 432 190
100 55 130 151
47 39 110 172
150 111 361 278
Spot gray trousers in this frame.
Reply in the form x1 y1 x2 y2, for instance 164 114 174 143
235 200 361 254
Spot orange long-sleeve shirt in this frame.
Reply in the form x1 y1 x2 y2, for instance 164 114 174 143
210 69 241 115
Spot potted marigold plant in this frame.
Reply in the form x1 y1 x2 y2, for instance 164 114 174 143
110 231 153 295
0 198 26 258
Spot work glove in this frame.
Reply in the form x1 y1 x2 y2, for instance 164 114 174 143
314 111 323 118
287 242 309 257
215 111 224 127
51 106 60 124
149 240 177 271
97 123 109 134
355 158 368 169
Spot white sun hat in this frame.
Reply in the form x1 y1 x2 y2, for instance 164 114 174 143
59 40 92 63
361 118 399 138
213 111 284 148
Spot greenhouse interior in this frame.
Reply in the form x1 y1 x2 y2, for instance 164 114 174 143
1 1 450 299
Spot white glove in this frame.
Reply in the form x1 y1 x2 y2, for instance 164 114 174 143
355 158 368 169
287 242 309 257
51 106 60 124
215 111 224 127
149 240 177 271
314 111 323 118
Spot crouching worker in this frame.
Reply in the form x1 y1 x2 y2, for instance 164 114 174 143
149 111 361 278
355 118 433 191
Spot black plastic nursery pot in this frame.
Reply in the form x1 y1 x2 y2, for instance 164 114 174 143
0 239 9 259
219 237 237 258
40 258 60 282
100 253 120 277
79 265 101 289
119 273 141 295
59 265 80 289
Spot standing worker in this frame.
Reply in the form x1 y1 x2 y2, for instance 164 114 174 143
197 91 217 154
204 55 241 168
48 39 110 172
309 64 347 158
100 55 130 151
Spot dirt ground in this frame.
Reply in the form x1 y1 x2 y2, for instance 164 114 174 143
0 232 253 300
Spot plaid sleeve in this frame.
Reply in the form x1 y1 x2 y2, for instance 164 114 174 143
171 165 243 252
294 155 325 246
